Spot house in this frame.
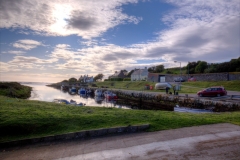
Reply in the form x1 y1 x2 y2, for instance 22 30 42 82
79 75 94 83
131 67 148 81
109 70 127 79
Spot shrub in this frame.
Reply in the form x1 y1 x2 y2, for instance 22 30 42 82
123 78 131 81
110 78 123 81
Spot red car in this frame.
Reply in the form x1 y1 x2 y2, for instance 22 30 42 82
197 86 227 97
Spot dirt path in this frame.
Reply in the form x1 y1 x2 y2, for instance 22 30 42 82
1 123 240 160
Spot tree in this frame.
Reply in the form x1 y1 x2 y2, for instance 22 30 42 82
204 63 218 73
147 67 154 73
127 70 134 77
61 80 68 82
195 61 208 73
69 77 77 82
155 65 164 73
94 73 104 81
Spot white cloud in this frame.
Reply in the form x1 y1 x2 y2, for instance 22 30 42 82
55 44 71 49
9 56 58 64
0 0 142 39
12 39 43 50
0 61 23 72
6 50 26 55
49 44 81 61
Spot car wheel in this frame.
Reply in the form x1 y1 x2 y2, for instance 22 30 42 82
199 94 203 97
217 94 220 97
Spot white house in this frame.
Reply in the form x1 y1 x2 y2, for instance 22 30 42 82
131 67 148 81
79 75 94 83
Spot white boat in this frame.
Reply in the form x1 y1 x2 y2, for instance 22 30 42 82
94 89 103 97
53 99 85 106
94 96 104 103
155 82 172 90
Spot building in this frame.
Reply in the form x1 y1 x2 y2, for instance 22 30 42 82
79 75 94 83
131 67 148 81
109 70 127 79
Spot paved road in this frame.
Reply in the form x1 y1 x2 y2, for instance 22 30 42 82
1 123 240 160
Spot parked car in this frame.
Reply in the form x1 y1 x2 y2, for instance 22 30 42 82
197 86 227 97
174 77 185 82
188 77 196 81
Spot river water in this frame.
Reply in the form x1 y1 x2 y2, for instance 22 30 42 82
22 82 212 113
22 82 131 109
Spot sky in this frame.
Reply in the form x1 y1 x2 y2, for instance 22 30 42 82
0 0 239 83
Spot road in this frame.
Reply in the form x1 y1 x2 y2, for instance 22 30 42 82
1 123 240 160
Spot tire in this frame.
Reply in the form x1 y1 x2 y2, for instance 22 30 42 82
217 94 220 97
199 94 203 97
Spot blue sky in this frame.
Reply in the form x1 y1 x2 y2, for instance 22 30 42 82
0 0 239 82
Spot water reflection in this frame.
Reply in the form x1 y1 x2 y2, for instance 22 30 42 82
23 82 131 109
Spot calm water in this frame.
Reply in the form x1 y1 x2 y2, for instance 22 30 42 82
22 82 131 109
21 82 212 113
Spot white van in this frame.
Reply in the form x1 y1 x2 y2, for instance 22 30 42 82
155 82 172 90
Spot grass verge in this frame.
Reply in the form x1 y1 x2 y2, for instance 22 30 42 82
0 95 240 143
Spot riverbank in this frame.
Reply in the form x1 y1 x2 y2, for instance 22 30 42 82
0 95 240 143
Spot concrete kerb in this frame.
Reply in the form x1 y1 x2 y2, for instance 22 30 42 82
0 124 149 148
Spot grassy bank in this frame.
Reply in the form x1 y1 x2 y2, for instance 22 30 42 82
0 82 32 99
94 80 240 93
0 95 240 143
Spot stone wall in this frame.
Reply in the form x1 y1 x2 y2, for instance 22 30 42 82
229 73 240 81
164 73 240 82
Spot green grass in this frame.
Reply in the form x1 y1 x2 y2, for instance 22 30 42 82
0 82 32 99
183 80 240 91
1 95 240 143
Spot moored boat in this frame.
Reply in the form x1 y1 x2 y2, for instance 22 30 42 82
78 88 86 94
69 86 77 92
94 89 103 97
104 90 118 99
53 99 85 106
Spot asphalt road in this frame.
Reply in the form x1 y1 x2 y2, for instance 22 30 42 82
1 123 240 160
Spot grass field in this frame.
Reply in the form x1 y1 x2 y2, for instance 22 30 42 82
1 95 240 143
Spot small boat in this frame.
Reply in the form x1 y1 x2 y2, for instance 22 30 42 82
78 88 86 94
61 85 68 90
155 82 172 90
53 99 85 106
69 86 77 92
94 89 103 97
104 91 118 99
53 99 70 104
94 96 104 104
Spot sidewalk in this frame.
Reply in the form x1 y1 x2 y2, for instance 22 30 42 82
1 123 240 160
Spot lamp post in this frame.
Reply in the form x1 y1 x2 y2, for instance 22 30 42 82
174 61 181 76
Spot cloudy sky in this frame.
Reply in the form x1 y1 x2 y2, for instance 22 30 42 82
0 0 239 82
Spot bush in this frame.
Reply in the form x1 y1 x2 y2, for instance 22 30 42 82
123 78 131 81
110 78 123 81
91 84 97 87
